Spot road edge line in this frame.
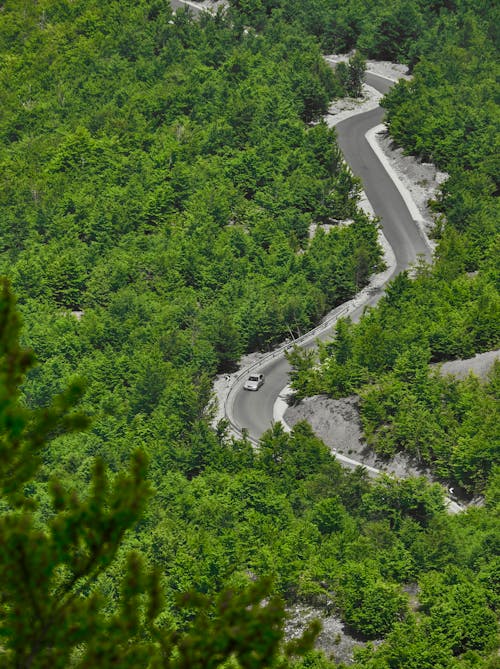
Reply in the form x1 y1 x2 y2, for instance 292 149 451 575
366 124 434 254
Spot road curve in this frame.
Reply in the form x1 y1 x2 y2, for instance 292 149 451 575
229 73 432 443
166 10 459 508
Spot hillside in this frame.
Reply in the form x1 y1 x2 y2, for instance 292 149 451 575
0 1 498 667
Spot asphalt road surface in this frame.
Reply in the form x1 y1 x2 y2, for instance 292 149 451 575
230 73 432 442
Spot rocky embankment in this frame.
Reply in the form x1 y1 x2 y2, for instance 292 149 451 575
285 350 499 482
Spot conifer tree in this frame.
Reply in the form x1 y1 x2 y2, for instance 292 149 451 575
0 278 316 668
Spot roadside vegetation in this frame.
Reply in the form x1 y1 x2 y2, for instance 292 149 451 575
0 0 498 667
286 0 499 499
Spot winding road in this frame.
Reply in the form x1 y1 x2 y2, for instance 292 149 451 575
228 72 432 443
169 0 462 509
168 0 432 452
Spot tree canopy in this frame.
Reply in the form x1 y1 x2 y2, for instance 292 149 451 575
0 0 498 666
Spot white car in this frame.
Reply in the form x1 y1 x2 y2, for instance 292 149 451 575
244 373 265 391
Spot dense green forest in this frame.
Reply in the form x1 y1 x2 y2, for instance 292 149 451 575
0 0 498 667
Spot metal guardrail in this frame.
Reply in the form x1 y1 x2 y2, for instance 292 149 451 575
222 65 466 514
223 296 365 443
223 66 402 444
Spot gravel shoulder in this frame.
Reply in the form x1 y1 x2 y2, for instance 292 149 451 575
437 349 500 380
325 58 448 243
285 395 433 480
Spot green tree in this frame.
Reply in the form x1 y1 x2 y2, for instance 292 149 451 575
0 278 320 667
0 278 156 666
337 562 408 638
347 51 366 98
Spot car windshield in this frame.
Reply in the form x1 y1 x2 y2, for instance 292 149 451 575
248 376 259 381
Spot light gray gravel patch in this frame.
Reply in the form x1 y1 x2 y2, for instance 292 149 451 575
375 129 448 241
285 395 433 480
284 351 499 481
436 349 499 380
285 604 374 665
171 0 226 11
